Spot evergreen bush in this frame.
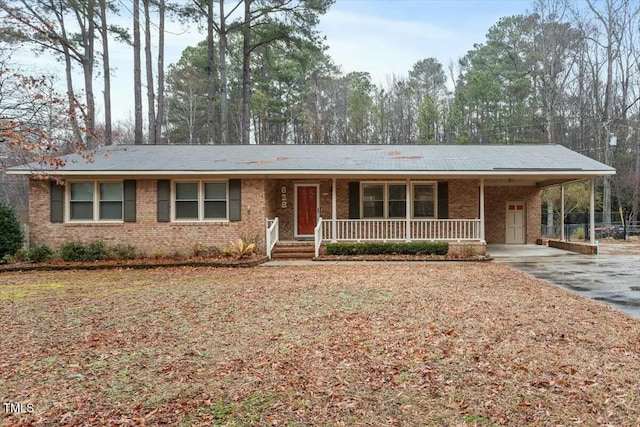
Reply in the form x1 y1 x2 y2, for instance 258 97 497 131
0 202 24 259
325 241 448 256
27 245 53 263
60 241 108 262
109 244 138 260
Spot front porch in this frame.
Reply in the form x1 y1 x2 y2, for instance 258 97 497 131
314 217 483 258
266 222 485 259
262 175 553 258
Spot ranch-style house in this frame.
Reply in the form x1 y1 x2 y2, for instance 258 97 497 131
8 144 615 258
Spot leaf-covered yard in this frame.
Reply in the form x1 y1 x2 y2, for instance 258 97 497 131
1 263 639 426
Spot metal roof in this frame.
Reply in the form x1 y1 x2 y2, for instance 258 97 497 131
8 144 615 178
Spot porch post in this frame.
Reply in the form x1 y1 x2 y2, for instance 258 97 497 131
479 178 485 243
560 185 565 241
406 179 411 241
331 177 337 242
590 178 596 244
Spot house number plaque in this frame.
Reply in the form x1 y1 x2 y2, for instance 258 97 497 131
280 186 287 208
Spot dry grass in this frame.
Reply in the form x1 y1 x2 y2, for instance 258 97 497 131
1 263 639 426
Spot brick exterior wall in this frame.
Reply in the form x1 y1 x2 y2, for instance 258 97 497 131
449 179 480 219
29 177 543 254
29 178 267 256
485 186 541 244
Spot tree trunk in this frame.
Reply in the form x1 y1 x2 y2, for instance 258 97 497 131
155 0 165 145
587 0 617 225
602 12 614 226
144 0 156 145
241 0 252 144
633 126 640 223
68 0 96 146
52 2 84 145
62 44 84 144
206 0 216 144
83 0 96 147
133 0 143 144
219 0 228 145
99 0 112 145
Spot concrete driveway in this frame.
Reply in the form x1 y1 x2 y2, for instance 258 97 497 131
489 243 640 319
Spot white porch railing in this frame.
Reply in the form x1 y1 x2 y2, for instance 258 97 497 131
266 217 279 259
318 218 482 244
269 217 481 258
314 218 323 258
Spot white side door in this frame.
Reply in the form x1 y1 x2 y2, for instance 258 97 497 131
506 202 526 244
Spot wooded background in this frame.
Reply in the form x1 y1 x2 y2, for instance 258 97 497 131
1 0 638 226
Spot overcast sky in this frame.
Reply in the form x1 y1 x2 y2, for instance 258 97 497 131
317 0 532 85
15 0 534 123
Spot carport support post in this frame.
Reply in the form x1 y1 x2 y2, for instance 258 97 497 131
560 185 565 241
331 178 337 242
590 178 596 244
480 178 485 242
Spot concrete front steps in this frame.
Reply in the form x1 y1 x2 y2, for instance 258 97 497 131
270 241 315 260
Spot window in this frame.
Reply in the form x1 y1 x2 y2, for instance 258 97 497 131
362 184 384 218
413 184 435 218
361 183 407 218
388 184 406 218
70 182 94 220
69 181 123 221
174 181 228 221
175 183 199 219
100 183 124 220
360 182 436 219
204 182 227 219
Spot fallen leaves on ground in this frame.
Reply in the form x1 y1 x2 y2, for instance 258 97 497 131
1 263 639 426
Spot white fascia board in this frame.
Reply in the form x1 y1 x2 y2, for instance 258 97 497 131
7 169 616 177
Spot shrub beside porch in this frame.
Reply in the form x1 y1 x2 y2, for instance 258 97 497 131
314 240 487 260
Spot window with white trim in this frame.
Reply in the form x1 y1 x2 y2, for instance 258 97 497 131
174 181 228 221
69 181 123 221
412 183 435 218
388 184 406 218
361 182 436 219
362 184 384 218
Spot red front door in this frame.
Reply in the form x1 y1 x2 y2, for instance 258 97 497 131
296 185 318 236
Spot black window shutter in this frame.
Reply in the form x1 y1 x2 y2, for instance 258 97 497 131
157 180 170 222
123 180 136 222
437 181 449 219
50 181 64 223
228 179 241 221
348 181 360 219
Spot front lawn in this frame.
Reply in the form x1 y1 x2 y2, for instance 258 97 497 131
1 264 639 426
